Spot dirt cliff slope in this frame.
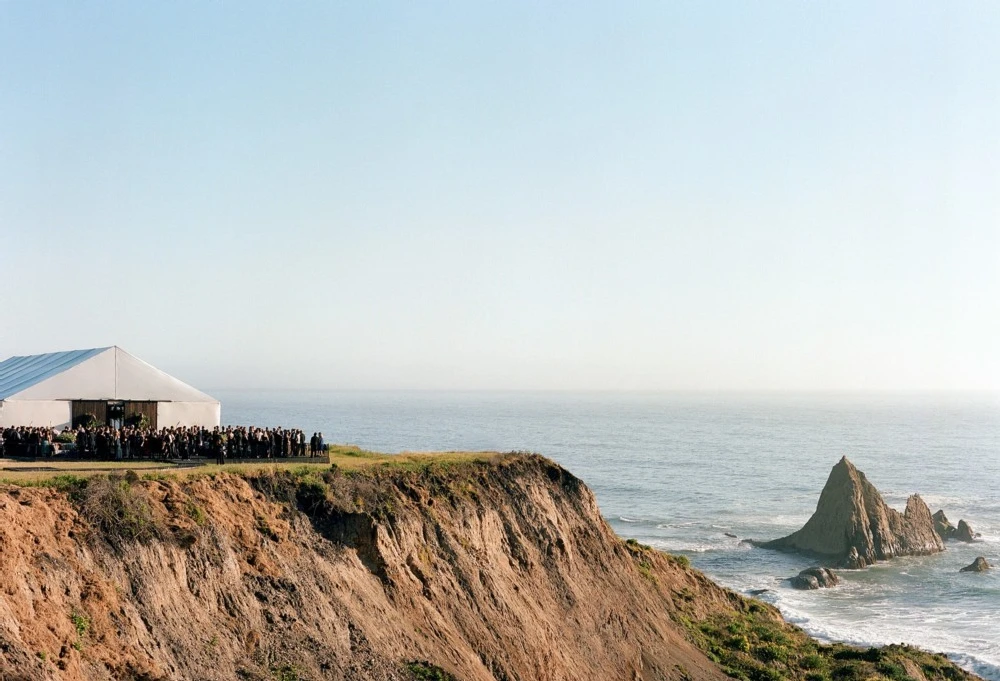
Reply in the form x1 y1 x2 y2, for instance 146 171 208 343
0 454 977 681
0 456 733 681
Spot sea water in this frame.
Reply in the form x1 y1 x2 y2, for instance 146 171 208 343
215 390 1000 679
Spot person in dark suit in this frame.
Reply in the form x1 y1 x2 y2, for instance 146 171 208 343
213 428 225 465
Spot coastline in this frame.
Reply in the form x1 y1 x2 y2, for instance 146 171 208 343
0 451 986 681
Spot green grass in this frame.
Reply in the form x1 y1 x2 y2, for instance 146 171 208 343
0 448 498 487
70 611 89 637
270 664 302 681
406 661 456 680
185 499 207 525
673 595 974 681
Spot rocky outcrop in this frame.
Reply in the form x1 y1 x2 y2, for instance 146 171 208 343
790 567 839 589
955 519 978 542
933 511 979 542
757 457 944 568
933 510 956 539
960 557 991 573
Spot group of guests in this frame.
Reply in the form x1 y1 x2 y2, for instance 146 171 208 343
0 424 327 462
0 426 57 458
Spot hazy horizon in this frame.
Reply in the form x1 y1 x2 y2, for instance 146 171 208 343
3 3 998 393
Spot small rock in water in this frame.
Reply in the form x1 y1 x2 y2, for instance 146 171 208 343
748 588 772 596
955 519 978 542
724 532 737 539
843 546 865 570
790 567 839 590
960 557 990 573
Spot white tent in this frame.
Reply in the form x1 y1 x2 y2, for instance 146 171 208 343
0 347 220 429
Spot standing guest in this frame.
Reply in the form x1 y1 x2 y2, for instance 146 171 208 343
317 432 324 454
95 429 108 459
213 428 225 465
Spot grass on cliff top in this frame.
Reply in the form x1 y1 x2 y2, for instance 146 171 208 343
0 446 498 487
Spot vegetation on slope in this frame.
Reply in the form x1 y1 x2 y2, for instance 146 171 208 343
623 541 976 681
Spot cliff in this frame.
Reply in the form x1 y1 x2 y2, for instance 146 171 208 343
758 457 944 567
0 454 977 681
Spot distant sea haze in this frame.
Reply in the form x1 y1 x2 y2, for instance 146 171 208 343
217 390 1000 680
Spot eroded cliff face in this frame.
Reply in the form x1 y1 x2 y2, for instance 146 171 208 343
0 456 735 681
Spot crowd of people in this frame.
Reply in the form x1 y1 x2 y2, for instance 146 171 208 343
0 426 57 458
0 424 327 462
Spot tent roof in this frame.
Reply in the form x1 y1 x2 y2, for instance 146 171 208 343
0 348 109 399
0 347 217 403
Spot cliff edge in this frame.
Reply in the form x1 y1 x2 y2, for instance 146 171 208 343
758 456 944 567
0 454 976 681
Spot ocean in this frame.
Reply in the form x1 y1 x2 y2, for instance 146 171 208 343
216 390 1000 679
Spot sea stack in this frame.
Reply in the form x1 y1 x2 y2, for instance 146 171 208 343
955 519 977 542
932 510 956 539
758 457 944 568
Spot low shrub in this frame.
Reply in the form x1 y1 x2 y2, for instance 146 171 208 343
830 662 866 681
186 500 207 526
727 635 751 653
801 653 825 670
78 475 159 549
754 643 790 663
663 552 691 568
70 611 89 637
875 660 909 681
406 661 455 681
270 664 301 681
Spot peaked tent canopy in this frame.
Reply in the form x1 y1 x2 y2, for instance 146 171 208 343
0 347 220 429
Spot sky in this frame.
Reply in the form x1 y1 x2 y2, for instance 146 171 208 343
1 2 998 392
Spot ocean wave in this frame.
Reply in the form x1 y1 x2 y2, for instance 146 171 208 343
646 538 734 554
771 594 1000 681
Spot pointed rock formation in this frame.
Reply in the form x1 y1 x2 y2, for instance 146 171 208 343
955 519 977 542
757 457 945 568
932 510 956 539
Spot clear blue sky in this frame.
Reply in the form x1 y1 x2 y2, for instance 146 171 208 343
2 2 998 391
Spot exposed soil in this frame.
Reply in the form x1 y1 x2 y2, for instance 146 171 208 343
0 455 979 681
